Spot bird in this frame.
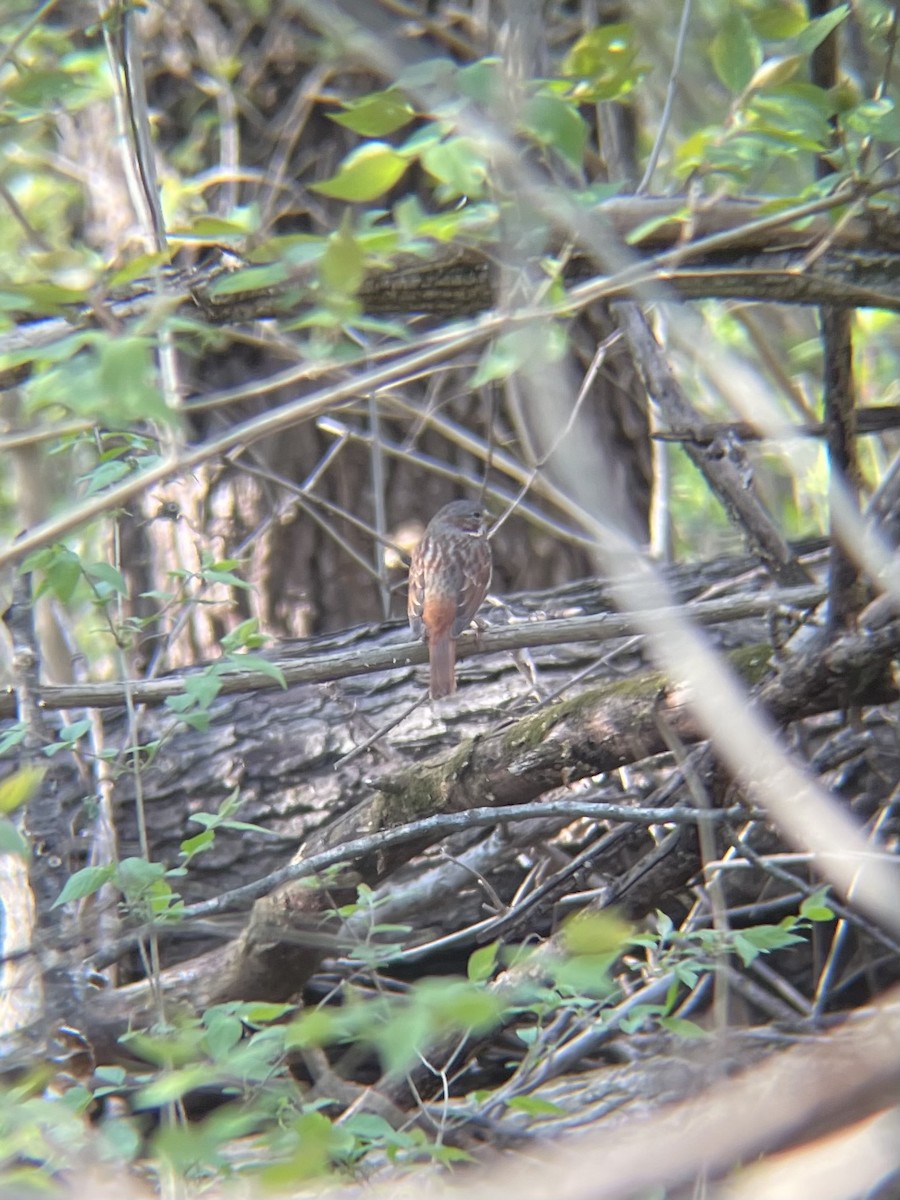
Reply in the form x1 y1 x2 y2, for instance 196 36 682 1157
407 500 492 699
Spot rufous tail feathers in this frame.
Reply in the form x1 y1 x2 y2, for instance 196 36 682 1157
428 634 456 699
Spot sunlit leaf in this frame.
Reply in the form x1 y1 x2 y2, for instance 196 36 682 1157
106 251 171 288
0 766 45 815
467 940 499 983
800 887 834 922
561 911 633 956
508 1095 566 1115
562 23 645 101
658 1016 708 1038
749 3 808 40
747 55 802 92
330 90 415 136
311 142 409 202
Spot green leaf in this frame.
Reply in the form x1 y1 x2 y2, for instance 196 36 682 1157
800 887 834 921
53 864 116 907
0 817 30 860
57 719 92 746
551 954 619 998
134 1065 211 1109
330 90 415 136
467 940 499 983
179 829 215 861
521 93 587 166
85 561 128 595
844 98 900 142
82 459 132 496
507 1095 566 1116
561 23 645 101
561 910 633 956
284 1008 339 1050
471 322 567 387
180 671 224 711
226 654 287 689
395 56 457 91
260 1111 334 1187
732 923 805 967
796 4 849 54
201 564 251 588
311 142 409 202
343 1112 399 1142
747 55 802 92
174 710 211 732
219 618 268 653
241 1002 295 1025
99 336 174 425
0 724 27 758
115 856 167 898
0 766 45 814
625 210 688 246
106 251 171 288
208 261 290 297
421 137 488 198
203 1011 243 1060
33 545 81 603
710 11 763 94
175 207 259 240
319 215 365 298
658 1016 708 1039
456 57 503 105
750 3 808 40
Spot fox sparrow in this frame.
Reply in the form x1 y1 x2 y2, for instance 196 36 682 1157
408 500 492 699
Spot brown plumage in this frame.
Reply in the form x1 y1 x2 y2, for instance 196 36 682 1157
407 500 492 699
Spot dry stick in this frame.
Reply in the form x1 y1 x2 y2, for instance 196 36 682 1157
0 323 494 573
637 0 692 193
614 302 810 588
654 405 900 444
367 392 392 619
0 178 884 362
0 585 826 716
809 2 864 630
471 825 636 945
490 330 622 538
86 799 755 971
320 413 598 550
822 307 864 629
812 790 900 1016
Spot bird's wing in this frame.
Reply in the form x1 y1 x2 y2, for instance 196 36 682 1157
407 547 425 638
451 545 491 637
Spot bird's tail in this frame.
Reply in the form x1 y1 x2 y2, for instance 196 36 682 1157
429 635 456 699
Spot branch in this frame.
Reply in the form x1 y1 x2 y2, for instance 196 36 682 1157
0 585 826 717
6 193 900 364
